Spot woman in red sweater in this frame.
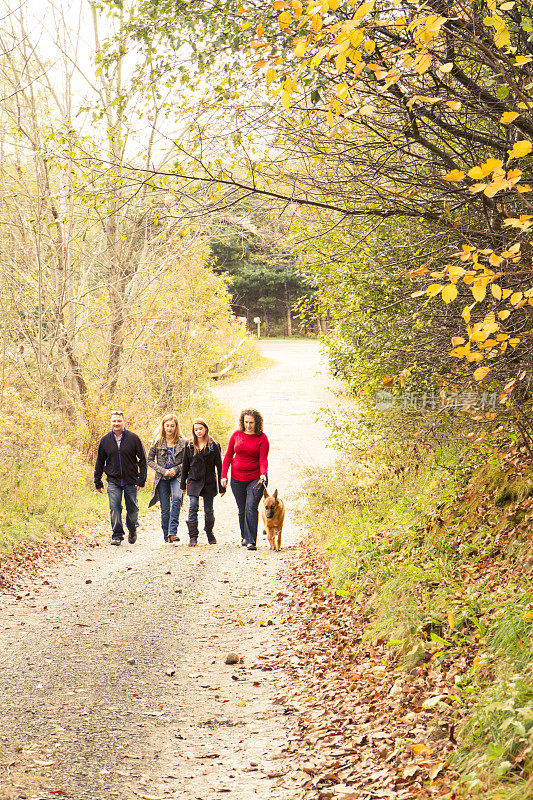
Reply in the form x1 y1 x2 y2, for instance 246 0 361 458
221 408 269 551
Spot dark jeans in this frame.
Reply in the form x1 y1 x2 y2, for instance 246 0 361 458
157 478 183 541
107 482 139 541
230 477 265 546
187 495 215 532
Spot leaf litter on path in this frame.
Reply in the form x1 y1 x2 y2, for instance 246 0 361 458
266 540 457 799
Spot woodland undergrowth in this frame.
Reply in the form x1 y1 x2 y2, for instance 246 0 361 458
299 427 533 799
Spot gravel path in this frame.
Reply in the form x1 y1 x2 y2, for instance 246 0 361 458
0 340 335 800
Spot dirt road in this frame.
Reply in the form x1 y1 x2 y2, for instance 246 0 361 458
0 340 335 800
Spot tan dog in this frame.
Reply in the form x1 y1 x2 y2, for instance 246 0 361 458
261 488 285 551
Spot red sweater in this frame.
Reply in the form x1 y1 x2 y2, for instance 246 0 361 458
221 431 269 482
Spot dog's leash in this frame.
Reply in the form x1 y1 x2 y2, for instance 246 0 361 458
253 476 266 497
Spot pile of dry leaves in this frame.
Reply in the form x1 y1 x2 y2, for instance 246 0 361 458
268 542 460 800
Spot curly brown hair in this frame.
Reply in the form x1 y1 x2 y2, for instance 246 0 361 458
238 408 263 435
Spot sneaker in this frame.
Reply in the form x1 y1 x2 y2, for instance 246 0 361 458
168 534 180 543
128 531 137 544
241 538 247 547
110 537 121 546
247 543 257 551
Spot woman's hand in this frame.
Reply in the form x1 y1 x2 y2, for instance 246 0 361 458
260 474 266 483
164 468 176 477
220 478 227 488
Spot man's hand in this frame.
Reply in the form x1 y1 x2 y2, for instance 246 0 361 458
95 486 103 494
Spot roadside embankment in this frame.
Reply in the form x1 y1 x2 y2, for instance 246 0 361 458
291 440 533 799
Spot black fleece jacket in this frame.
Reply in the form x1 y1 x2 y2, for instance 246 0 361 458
94 429 147 489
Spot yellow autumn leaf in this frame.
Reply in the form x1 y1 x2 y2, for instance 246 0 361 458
278 10 292 27
500 111 519 124
310 45 329 69
281 90 291 109
442 284 458 303
486 158 504 172
335 52 347 71
494 28 511 48
524 611 533 622
336 82 349 99
462 307 471 323
438 62 453 73
447 100 461 110
444 169 465 181
468 158 503 179
508 140 533 159
510 291 523 305
491 284 502 300
350 29 364 47
354 1 375 21
294 38 307 57
472 282 487 302
498 310 511 320
484 179 508 197
427 283 443 297
474 366 490 381
517 184 532 193
266 67 277 85
468 165 486 179
414 51 431 74
469 183 487 193
515 55 533 65
411 743 433 756
311 13 323 32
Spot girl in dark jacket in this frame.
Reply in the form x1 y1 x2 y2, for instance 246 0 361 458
180 418 225 546
147 414 187 543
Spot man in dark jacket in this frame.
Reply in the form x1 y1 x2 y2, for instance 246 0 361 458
94 411 147 545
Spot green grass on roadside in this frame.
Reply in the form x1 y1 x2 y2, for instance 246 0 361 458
298 438 533 799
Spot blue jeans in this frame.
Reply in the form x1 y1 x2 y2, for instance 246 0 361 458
230 477 265 546
107 482 139 541
157 478 183 541
187 495 215 531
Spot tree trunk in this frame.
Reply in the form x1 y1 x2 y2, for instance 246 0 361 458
284 281 292 337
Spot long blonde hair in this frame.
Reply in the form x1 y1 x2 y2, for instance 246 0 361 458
191 417 213 453
154 413 182 446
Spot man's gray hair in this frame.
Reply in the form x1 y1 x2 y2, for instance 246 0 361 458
110 410 125 418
